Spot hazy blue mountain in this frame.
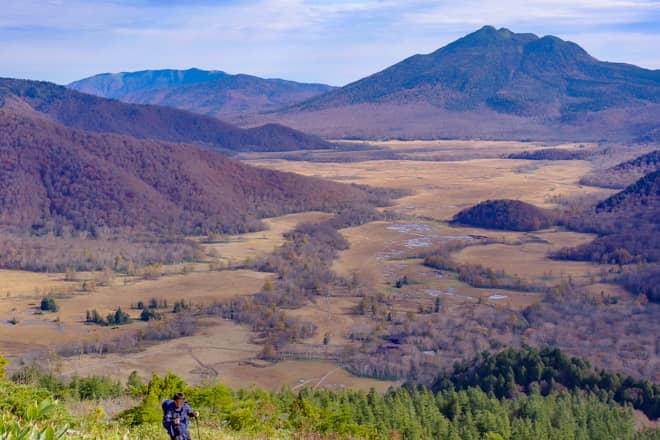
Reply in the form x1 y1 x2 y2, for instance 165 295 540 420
69 68 335 118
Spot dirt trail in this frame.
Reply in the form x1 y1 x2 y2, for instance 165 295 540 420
186 345 219 378
314 367 341 390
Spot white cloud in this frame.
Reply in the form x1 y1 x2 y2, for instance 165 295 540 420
0 0 400 36
0 1 144 32
0 0 658 84
404 0 660 27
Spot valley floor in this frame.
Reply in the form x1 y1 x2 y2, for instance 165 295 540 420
2 140 658 390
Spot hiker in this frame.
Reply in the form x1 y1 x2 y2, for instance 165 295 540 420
162 392 200 440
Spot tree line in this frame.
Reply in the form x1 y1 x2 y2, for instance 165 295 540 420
4 348 658 439
431 347 659 420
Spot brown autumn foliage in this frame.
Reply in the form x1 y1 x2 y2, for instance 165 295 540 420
204 207 402 350
0 108 387 237
0 232 197 271
346 280 660 384
554 170 660 301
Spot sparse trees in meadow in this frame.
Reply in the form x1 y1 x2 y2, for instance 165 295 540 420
40 296 59 312
85 307 130 326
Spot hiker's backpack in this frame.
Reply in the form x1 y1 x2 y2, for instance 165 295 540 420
162 399 174 425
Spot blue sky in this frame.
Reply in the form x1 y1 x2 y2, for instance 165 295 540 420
1 0 659 86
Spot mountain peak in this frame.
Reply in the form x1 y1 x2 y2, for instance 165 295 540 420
451 25 538 49
276 26 660 141
474 25 514 37
523 34 593 64
475 25 497 34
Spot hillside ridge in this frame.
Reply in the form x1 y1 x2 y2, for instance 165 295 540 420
0 77 332 153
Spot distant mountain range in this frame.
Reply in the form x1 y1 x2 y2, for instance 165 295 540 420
63 26 660 142
0 78 331 153
251 26 660 141
69 68 335 120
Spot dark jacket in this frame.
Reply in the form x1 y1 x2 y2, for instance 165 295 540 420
162 399 196 439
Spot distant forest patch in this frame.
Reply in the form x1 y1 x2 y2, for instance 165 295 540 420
507 148 589 161
452 199 556 232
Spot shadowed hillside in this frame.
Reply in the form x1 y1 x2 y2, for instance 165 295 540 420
69 68 335 119
0 78 332 153
597 170 660 215
563 170 660 245
581 150 660 189
555 171 660 301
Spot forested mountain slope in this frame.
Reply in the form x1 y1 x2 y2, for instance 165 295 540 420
0 78 332 153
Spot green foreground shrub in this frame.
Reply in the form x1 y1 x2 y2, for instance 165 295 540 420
0 353 659 439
